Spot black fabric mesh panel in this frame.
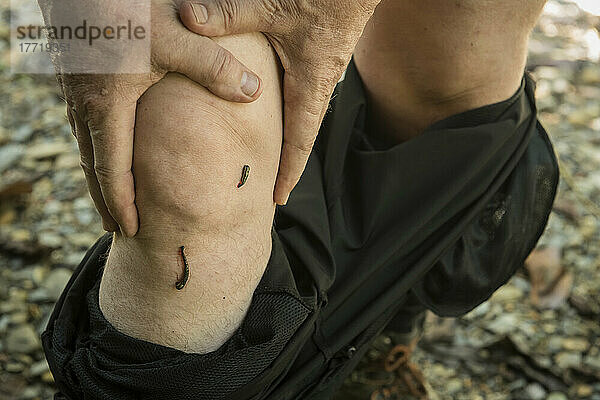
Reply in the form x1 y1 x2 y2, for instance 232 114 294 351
45 265 310 400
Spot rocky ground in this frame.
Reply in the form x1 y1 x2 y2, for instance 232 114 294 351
0 0 599 399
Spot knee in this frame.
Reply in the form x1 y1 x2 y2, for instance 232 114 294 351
131 33 283 238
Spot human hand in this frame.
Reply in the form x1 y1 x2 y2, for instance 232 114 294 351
38 0 263 236
179 0 380 204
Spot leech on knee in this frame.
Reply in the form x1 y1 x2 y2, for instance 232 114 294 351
237 165 250 188
175 246 190 290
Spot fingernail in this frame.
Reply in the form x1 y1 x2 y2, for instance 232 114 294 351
241 72 260 97
190 2 208 24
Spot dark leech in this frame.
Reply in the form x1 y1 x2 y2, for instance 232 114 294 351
175 246 190 290
237 165 250 188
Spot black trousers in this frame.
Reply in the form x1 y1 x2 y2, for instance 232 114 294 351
43 60 559 400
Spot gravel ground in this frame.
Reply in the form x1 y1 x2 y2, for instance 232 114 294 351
0 1 599 399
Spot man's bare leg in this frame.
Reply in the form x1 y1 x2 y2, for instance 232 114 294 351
98 33 282 354
354 0 547 144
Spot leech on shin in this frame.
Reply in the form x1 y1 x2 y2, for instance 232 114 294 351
237 165 250 188
176 246 190 290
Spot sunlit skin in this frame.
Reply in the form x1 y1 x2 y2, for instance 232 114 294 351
354 0 547 143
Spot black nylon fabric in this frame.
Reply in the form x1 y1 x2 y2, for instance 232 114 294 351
252 61 558 400
43 59 558 400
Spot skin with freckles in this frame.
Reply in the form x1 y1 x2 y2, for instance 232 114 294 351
99 32 282 353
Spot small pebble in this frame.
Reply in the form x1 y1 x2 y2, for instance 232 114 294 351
577 385 593 398
547 392 568 400
525 383 546 400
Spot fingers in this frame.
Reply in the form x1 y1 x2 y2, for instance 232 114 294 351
68 106 119 232
86 102 139 237
273 71 334 205
164 30 262 103
179 0 271 37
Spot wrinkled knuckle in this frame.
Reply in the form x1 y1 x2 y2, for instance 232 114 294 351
261 0 281 26
261 0 300 29
78 95 93 112
287 137 315 156
219 0 239 31
207 48 235 86
63 93 77 109
81 94 107 120
93 163 117 184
